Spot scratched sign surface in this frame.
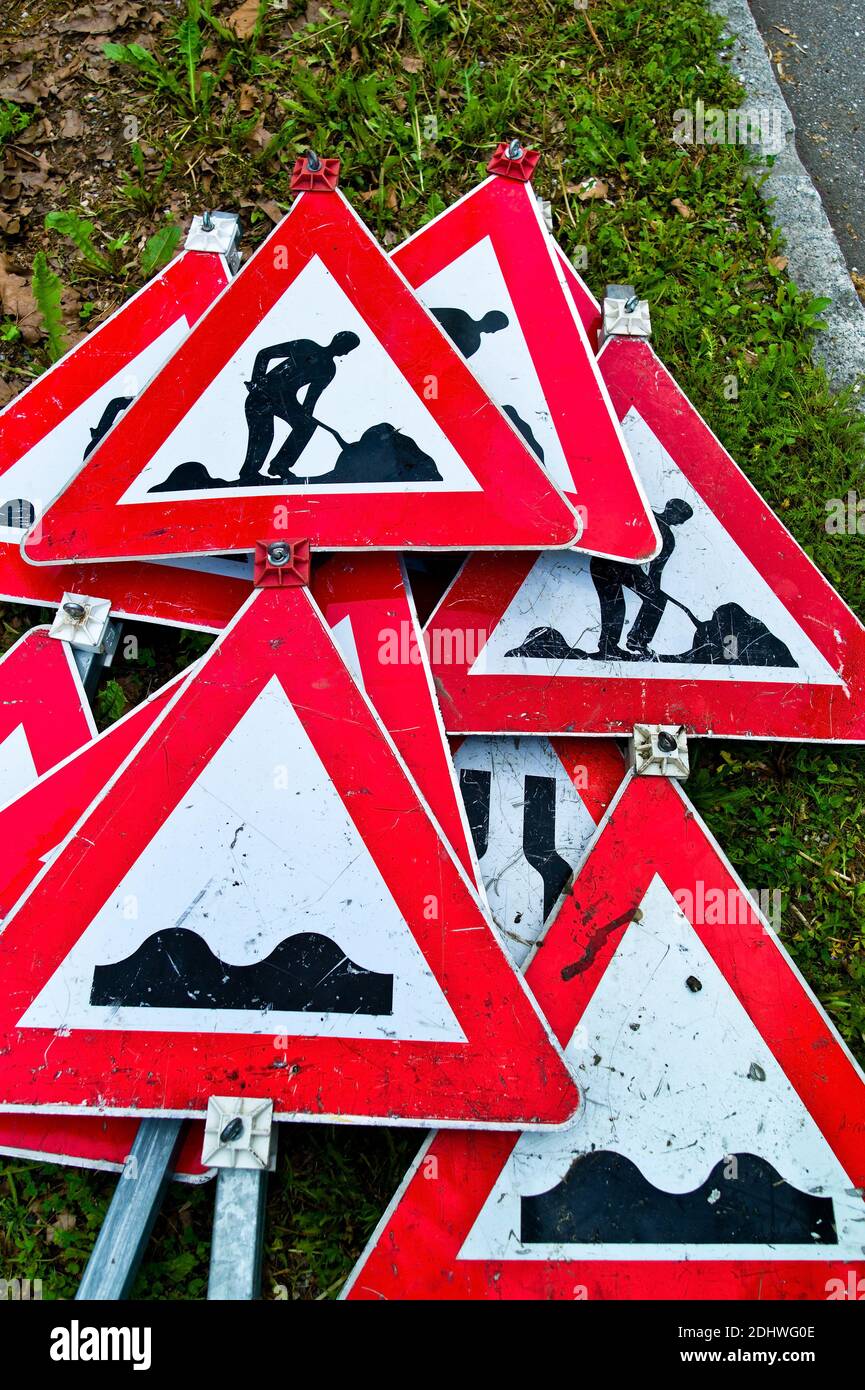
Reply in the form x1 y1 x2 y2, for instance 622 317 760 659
0 586 578 1128
314 552 479 887
0 626 95 806
344 774 865 1300
425 336 865 741
453 736 625 964
0 667 211 1176
392 175 657 563
0 250 251 632
23 190 579 564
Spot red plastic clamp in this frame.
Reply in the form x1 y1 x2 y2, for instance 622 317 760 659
254 539 312 588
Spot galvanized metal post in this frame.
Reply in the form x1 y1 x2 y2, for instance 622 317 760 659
76 1118 184 1300
207 1167 269 1300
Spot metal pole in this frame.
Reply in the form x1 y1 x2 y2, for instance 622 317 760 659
207 1168 268 1300
76 1118 184 1300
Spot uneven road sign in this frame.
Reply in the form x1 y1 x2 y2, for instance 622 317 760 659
313 553 479 886
23 190 580 565
453 737 625 964
0 626 95 805
0 250 252 631
343 773 865 1300
0 585 578 1128
391 175 658 562
425 336 865 740
0 672 209 1177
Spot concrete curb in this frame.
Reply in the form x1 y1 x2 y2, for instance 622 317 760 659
708 0 865 401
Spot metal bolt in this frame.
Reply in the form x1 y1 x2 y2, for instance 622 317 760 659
506 138 524 160
624 294 640 314
657 730 678 753
202 210 214 232
305 149 322 172
219 1117 244 1144
62 601 87 623
685 975 702 993
267 542 291 566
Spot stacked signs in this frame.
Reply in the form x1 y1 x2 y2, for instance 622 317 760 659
1 144 863 1298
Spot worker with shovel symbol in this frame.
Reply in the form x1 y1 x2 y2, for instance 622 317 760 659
590 498 694 659
239 331 361 484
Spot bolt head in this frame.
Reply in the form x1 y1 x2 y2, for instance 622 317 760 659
657 730 678 753
267 542 291 566
219 1116 245 1145
62 601 87 622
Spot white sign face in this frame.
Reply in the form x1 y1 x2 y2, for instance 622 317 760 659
119 256 481 504
454 737 596 966
472 408 841 686
328 614 364 686
461 875 861 1263
415 237 573 495
22 677 465 1044
0 725 38 809
0 320 188 545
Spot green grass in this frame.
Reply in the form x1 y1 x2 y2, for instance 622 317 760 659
1 0 864 1300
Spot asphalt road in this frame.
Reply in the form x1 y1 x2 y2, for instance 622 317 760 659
749 0 865 274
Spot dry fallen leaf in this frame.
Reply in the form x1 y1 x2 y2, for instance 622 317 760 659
768 254 789 271
54 5 135 34
0 211 20 236
226 0 261 40
400 53 423 73
576 177 608 202
304 0 330 23
257 199 283 224
244 122 272 151
46 1212 77 1243
0 377 16 409
0 62 45 104
671 197 693 219
0 254 43 343
852 269 865 305
237 83 256 114
59 110 85 139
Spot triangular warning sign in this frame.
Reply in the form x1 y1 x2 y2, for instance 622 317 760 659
0 586 578 1127
392 176 658 562
313 553 480 886
343 773 865 1300
24 191 579 564
426 336 865 740
0 249 250 631
453 737 625 964
0 627 95 805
